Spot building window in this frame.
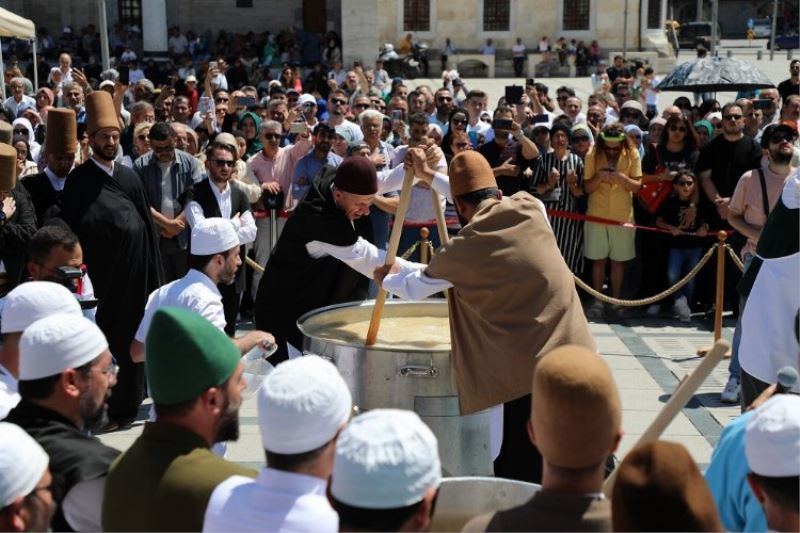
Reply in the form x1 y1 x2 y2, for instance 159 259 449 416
403 0 431 31
236 0 253 6
483 0 510 31
118 0 142 29
647 0 661 29
562 0 590 30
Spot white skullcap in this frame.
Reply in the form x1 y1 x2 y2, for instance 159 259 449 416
297 93 316 106
258 355 352 454
331 409 441 509
1 281 83 334
0 422 49 507
19 314 108 380
190 218 240 256
746 394 800 477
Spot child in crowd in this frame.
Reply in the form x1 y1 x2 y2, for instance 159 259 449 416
656 170 709 321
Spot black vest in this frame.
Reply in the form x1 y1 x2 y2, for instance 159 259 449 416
5 399 120 532
182 178 250 292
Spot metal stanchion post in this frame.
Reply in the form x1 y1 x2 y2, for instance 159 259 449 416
697 231 728 357
270 208 278 251
419 227 430 264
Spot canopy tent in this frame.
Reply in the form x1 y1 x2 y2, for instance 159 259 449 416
0 7 37 100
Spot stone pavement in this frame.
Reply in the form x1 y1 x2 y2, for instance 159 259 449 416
98 313 739 472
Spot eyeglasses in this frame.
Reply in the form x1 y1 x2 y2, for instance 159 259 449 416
211 159 235 167
331 98 347 105
215 97 229 103
723 114 742 121
451 118 467 125
438 96 453 102
97 362 120 377
669 126 687 132
676 180 694 187
262 133 282 141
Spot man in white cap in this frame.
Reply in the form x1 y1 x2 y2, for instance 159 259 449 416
5 314 119 532
330 409 442 532
0 281 83 419
203 355 352 532
130 217 273 362
0 422 55 532
745 395 800 533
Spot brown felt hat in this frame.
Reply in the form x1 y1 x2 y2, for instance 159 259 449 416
45 108 78 155
0 143 17 191
612 441 723 532
85 91 119 136
334 155 377 195
0 121 12 145
448 150 497 197
531 345 621 468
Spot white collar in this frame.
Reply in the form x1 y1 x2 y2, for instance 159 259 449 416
185 268 222 297
90 156 114 176
208 176 230 196
257 467 327 494
44 166 69 190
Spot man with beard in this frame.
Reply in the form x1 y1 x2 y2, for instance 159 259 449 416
21 109 77 226
130 218 273 361
102 307 256 532
5 314 119 532
183 143 257 336
292 124 342 202
429 87 455 133
0 281 84 419
60 91 163 431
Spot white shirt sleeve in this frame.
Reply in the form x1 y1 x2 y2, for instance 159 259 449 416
382 258 453 300
198 299 227 331
62 477 106 532
305 237 386 279
185 200 205 228
377 163 451 202
233 211 257 245
134 290 158 343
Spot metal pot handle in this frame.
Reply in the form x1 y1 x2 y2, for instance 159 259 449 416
399 365 438 378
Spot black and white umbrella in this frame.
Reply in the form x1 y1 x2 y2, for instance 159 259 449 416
658 56 774 92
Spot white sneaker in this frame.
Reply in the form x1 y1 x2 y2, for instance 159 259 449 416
646 304 660 316
673 296 691 322
720 376 740 404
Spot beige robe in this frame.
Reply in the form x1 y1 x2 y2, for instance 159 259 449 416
425 192 595 415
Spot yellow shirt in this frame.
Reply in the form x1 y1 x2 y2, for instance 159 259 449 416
584 146 642 222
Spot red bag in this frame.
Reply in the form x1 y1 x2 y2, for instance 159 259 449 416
637 144 673 214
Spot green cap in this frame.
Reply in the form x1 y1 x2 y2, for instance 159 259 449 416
145 307 240 405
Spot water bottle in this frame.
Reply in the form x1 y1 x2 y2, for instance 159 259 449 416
241 343 278 399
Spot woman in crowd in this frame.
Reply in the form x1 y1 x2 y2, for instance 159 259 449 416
238 111 262 159
694 120 713 148
122 122 152 167
637 114 700 313
529 123 586 275
13 135 39 178
441 108 470 158
12 118 41 162
570 123 594 161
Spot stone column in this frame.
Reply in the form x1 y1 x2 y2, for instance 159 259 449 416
341 0 378 66
142 0 168 58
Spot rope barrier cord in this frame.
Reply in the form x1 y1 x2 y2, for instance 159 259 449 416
573 244 718 307
724 244 745 272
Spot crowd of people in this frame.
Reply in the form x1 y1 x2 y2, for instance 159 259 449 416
0 21 797 532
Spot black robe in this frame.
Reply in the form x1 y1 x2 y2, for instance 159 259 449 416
0 182 37 293
255 166 373 358
60 159 164 421
21 171 63 226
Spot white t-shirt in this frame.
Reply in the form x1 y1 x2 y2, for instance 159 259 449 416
512 43 527 58
134 269 226 342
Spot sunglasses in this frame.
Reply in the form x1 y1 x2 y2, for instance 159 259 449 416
573 136 590 142
354 103 370 109
723 114 742 121
770 133 794 144
557 96 569 101
451 118 467 125
215 97 229 103
13 128 27 134
136 134 149 140
669 126 687 132
331 98 347 105
621 112 639 118
262 133 282 141
676 180 694 187
438 96 453 102
211 159 235 167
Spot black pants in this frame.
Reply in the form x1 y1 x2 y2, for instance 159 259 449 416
740 368 770 412
219 282 240 337
513 57 525 77
493 394 543 483
159 238 188 284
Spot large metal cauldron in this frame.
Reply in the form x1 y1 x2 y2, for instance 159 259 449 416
297 300 492 476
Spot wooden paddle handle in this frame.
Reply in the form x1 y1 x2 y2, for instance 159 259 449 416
430 187 449 246
366 168 416 345
602 339 729 496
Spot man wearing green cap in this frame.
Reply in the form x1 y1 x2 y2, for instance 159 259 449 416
102 307 256 532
